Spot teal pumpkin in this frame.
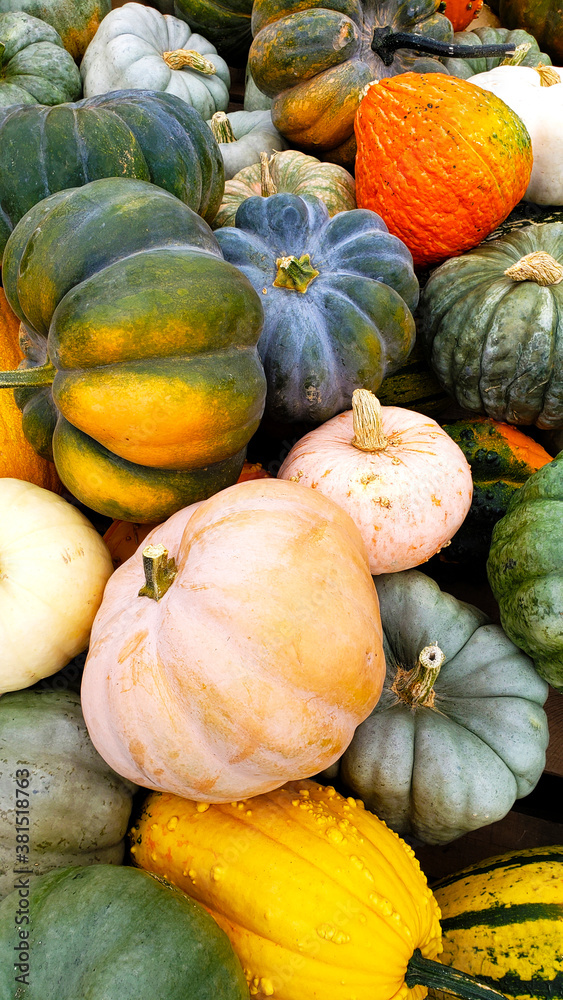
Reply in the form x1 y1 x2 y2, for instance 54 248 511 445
0 11 81 108
441 26 551 78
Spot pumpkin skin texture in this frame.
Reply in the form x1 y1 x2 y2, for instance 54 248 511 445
493 0 563 64
0 0 110 60
419 223 563 428
487 451 563 692
248 0 454 157
442 0 483 31
376 338 451 418
0 864 250 1000
278 393 473 575
207 109 287 181
172 0 253 66
214 194 418 427
81 3 230 120
0 177 266 523
0 479 114 695
441 26 551 78
354 73 533 268
0 11 81 108
81 478 385 802
326 570 548 845
0 689 136 899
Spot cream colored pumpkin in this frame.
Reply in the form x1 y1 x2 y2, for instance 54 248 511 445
81 478 385 801
0 479 114 695
468 64 563 205
278 391 473 575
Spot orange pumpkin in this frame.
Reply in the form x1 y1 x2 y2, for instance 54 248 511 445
443 0 484 30
0 290 61 492
354 73 533 268
81 478 385 801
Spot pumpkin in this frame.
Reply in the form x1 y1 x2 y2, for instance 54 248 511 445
484 200 563 242
354 73 533 268
213 149 356 229
244 61 271 110
0 865 250 999
433 845 563 1000
441 418 552 569
0 0 109 60
278 390 473 575
441 26 551 78
81 3 230 120
214 193 418 427
81 478 385 801
468 64 563 205
376 337 451 418
442 0 483 31
0 689 136 899
0 177 266 523
0 478 113 695
419 223 563 427
0 88 225 260
208 110 286 181
487 451 563 692
172 0 253 66
130 779 508 1000
325 569 549 845
490 0 563 64
0 11 81 108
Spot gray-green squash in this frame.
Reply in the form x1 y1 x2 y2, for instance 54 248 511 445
323 570 549 845
441 26 551 78
207 109 286 180
0 689 136 900
0 10 81 107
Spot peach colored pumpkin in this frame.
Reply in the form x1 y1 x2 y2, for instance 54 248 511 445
278 390 473 575
81 478 385 801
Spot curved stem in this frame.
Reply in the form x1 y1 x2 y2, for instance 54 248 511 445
504 251 563 286
210 112 236 143
406 949 508 1000
138 544 178 601
0 362 56 388
162 48 216 74
371 28 516 67
392 644 445 707
351 389 388 452
260 152 278 197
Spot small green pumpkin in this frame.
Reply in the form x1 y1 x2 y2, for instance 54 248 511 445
0 0 110 60
441 26 551 78
0 11 81 107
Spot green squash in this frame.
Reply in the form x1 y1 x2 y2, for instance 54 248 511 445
441 26 551 78
487 451 563 692
484 201 563 242
0 177 266 522
0 864 250 999
325 569 549 845
419 222 563 428
491 0 563 64
244 61 271 110
0 88 225 260
376 336 451 417
0 0 110 60
171 0 252 66
0 689 136 900
0 11 81 108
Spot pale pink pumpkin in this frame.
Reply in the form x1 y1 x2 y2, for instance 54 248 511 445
81 478 384 801
278 390 473 575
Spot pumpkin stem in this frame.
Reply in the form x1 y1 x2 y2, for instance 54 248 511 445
0 41 5 69
504 251 563 286
500 42 531 66
0 362 56 388
260 152 278 197
273 254 319 293
162 49 216 74
392 644 445 708
352 389 388 452
534 63 561 86
138 544 178 601
210 112 236 143
406 949 508 1000
370 28 516 67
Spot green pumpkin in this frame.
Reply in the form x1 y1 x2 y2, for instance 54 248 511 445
0 864 250 999
420 223 563 428
0 11 81 108
325 569 549 845
491 0 563 64
0 0 110 60
484 201 563 242
0 177 266 523
0 689 136 900
0 88 225 260
376 336 451 417
441 26 551 78
487 451 563 692
171 0 252 66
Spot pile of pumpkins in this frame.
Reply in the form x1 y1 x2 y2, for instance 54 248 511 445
0 0 562 997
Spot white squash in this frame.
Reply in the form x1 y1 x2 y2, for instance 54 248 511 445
81 2 230 120
0 479 113 695
206 109 286 179
468 64 563 205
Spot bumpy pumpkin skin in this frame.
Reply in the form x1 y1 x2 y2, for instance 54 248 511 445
487 452 563 691
81 479 385 802
495 0 563 64
330 570 548 845
0 0 110 60
0 11 82 108
354 73 533 267
441 26 551 78
130 779 443 1000
442 0 483 31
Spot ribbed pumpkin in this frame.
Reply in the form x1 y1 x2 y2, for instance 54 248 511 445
0 11 81 108
441 26 551 78
442 0 483 31
0 0 110 60
432 846 563 1000
208 110 287 180
354 73 533 268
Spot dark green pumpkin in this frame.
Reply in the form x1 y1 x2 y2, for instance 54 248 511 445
376 336 451 417
0 864 250 999
0 88 225 259
168 0 253 66
0 177 266 522
490 0 563 64
0 0 109 60
441 26 551 78
214 192 418 426
487 451 563 692
420 223 563 428
0 11 81 108
484 201 563 242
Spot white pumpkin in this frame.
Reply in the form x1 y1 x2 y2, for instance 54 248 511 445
206 109 287 179
468 64 563 205
0 479 113 695
81 2 230 120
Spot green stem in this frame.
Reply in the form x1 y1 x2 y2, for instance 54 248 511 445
0 41 5 71
0 362 56 388
273 254 319 293
138 544 178 601
406 950 508 1000
393 644 445 707
210 111 236 143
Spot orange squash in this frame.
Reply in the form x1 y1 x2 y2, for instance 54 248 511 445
0 290 61 492
443 0 484 30
354 73 533 268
